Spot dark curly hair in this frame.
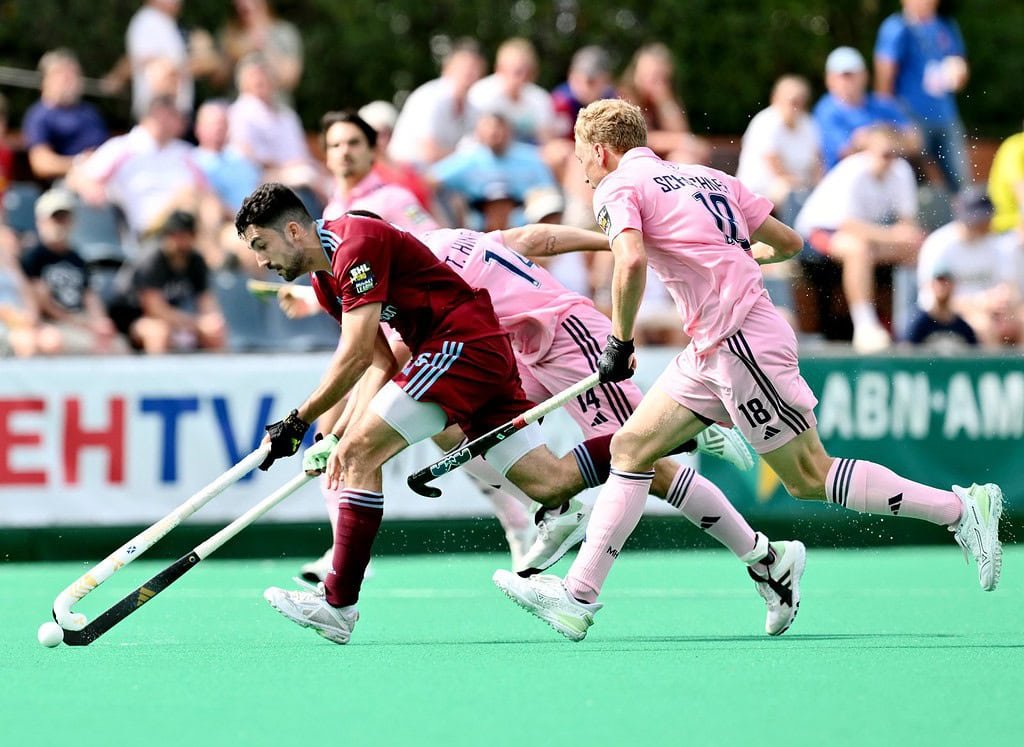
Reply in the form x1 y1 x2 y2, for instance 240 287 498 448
234 182 312 237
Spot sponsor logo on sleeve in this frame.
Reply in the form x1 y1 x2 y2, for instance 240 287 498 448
349 263 376 294
597 206 611 235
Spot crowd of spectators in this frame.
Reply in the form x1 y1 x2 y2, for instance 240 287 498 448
0 0 1021 359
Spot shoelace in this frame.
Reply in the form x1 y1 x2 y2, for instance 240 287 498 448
747 566 793 608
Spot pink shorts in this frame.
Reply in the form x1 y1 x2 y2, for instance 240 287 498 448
516 303 643 438
654 297 818 454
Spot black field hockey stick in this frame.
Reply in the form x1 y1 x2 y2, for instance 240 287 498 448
407 372 600 498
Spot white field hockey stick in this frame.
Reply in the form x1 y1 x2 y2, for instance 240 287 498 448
407 372 601 498
56 471 313 646
52 445 269 633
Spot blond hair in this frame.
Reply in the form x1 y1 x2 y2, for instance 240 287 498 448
574 99 647 153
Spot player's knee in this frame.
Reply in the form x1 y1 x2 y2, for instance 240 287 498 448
610 429 657 470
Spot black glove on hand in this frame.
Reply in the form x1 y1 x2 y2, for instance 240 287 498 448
260 409 310 470
597 335 635 382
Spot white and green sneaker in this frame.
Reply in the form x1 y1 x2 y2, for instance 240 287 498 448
493 570 602 642
264 586 359 644
951 483 1003 591
516 499 590 575
697 425 754 471
747 540 806 636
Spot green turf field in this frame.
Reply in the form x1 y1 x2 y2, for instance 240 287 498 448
5 547 1023 747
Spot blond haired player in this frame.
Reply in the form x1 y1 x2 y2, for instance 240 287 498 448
493 99 1003 641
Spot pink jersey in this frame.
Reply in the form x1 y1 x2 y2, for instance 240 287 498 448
593 147 774 353
417 228 587 365
323 170 439 232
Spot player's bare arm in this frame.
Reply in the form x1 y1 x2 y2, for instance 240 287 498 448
502 223 608 257
296 303 383 426
749 215 804 265
333 328 402 437
608 228 647 342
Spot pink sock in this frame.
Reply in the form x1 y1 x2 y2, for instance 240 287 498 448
565 468 653 603
664 465 759 559
321 475 341 534
826 458 962 527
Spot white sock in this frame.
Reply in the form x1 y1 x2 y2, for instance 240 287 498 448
850 302 881 330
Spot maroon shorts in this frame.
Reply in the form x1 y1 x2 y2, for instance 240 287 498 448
393 333 535 439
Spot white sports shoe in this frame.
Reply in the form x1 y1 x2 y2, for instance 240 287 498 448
493 569 602 641
263 586 359 644
299 547 373 584
505 525 537 570
515 499 590 575
696 425 754 471
951 483 1003 591
747 540 806 636
852 324 892 354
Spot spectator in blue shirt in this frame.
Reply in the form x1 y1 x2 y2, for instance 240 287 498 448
429 110 559 231
21 49 108 182
812 46 919 171
874 0 970 192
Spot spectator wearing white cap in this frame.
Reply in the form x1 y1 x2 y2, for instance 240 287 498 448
20 189 125 354
812 46 920 171
916 186 1022 346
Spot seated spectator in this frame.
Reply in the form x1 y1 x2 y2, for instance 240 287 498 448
0 225 47 357
109 210 226 353
228 53 324 200
358 100 435 213
916 186 1022 347
429 111 558 231
874 0 970 193
988 121 1024 242
0 93 13 198
194 100 261 213
795 125 925 353
813 46 920 172
906 263 977 349
21 49 108 182
321 110 438 231
388 39 486 167
550 45 617 227
736 75 822 225
220 0 303 104
20 189 124 354
551 45 616 139
126 0 223 119
469 38 557 145
69 95 213 242
617 42 708 164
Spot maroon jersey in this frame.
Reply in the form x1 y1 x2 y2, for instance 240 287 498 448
310 215 505 351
